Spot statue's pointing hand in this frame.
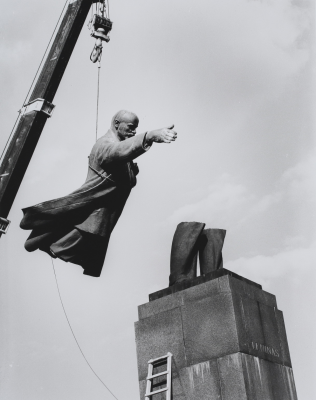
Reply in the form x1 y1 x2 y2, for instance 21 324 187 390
146 124 177 144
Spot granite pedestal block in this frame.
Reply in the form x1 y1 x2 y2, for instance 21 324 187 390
135 270 297 400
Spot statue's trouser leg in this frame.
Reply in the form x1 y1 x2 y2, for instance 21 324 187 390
25 229 56 252
169 222 205 286
50 228 84 265
198 229 226 274
50 229 108 277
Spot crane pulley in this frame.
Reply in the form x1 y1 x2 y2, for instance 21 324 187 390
88 0 113 63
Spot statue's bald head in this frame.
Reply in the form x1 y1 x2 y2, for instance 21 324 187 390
111 110 139 140
111 110 138 128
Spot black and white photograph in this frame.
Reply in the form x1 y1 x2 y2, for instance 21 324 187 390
0 0 315 399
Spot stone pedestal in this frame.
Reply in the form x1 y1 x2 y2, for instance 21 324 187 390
134 269 298 400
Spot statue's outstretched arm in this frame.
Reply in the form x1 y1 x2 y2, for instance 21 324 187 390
97 124 177 167
97 132 150 166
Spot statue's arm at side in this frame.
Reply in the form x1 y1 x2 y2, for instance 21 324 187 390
97 132 151 166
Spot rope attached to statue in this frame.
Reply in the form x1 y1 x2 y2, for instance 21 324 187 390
51 258 119 400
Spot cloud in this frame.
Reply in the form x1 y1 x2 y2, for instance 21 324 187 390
195 0 311 102
282 154 316 204
167 171 283 230
225 240 316 287
168 173 254 228
167 149 316 252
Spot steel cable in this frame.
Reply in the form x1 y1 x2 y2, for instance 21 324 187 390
96 63 102 141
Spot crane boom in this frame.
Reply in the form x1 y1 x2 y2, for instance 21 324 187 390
0 0 93 236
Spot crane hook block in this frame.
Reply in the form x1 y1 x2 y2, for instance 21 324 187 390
90 39 103 63
91 15 112 43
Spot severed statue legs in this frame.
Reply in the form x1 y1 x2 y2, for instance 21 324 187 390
169 222 226 286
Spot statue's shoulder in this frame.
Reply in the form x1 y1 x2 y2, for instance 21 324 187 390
90 130 118 160
92 130 117 149
96 129 119 146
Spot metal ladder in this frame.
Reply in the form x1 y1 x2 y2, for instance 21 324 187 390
145 353 173 400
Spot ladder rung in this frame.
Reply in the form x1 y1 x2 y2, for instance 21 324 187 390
147 370 169 380
148 353 171 364
145 387 168 396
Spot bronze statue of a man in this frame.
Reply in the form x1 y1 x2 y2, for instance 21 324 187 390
20 110 177 277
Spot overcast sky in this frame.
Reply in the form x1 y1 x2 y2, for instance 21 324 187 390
0 0 315 399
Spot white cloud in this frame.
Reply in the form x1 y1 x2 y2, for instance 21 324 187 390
240 191 283 224
282 154 316 204
226 240 316 286
167 173 253 227
196 0 311 101
168 149 316 250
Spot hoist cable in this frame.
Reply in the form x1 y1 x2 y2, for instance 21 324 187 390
50 258 119 400
96 63 101 141
0 0 69 166
107 0 110 19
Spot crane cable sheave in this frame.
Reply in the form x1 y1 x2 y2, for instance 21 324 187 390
88 0 113 64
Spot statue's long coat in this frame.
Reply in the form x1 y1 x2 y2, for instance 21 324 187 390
20 129 149 277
